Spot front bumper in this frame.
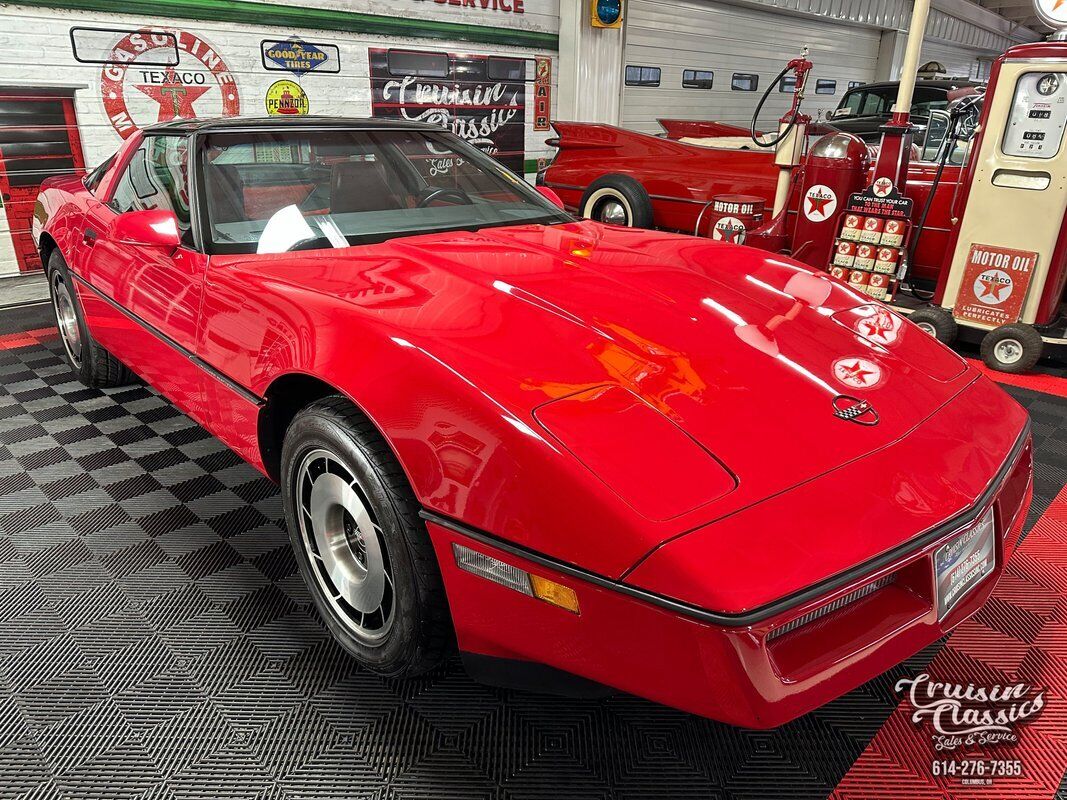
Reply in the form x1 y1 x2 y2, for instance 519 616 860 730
425 429 1033 728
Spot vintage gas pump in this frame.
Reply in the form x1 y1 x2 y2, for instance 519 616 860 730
911 31 1067 371
800 0 1067 373
742 50 813 251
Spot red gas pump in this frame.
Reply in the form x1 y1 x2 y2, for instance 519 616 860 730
799 0 1067 373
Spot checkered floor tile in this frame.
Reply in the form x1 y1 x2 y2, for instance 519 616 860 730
0 307 1064 800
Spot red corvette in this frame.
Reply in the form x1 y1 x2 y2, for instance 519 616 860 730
33 117 1032 728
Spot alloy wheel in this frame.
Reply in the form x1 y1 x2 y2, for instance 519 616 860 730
295 447 395 643
51 273 82 367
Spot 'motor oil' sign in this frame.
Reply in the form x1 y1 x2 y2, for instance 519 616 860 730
953 243 1039 326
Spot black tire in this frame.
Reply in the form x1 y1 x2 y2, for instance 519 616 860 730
280 396 452 677
908 305 959 345
580 174 654 228
981 323 1044 374
46 250 133 388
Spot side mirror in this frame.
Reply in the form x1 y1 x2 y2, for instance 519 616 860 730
536 185 565 210
112 209 181 248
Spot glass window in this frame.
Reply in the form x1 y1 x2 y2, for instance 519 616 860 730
199 128 571 255
682 69 713 89
387 50 448 77
625 65 660 87
779 75 797 93
910 86 949 117
815 79 837 95
731 73 758 92
83 154 114 196
839 89 892 117
109 135 190 231
848 80 865 90
488 57 530 81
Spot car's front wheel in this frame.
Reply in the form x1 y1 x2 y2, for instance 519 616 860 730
47 250 132 387
280 397 452 676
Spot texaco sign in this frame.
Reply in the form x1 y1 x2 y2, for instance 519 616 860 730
101 29 240 139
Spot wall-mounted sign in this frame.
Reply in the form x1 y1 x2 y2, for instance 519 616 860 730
71 27 178 66
534 56 552 131
265 80 309 115
420 0 526 14
369 48 526 174
261 38 340 76
99 28 240 139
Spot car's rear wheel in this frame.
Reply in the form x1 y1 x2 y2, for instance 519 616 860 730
580 174 654 228
280 397 452 676
47 250 133 388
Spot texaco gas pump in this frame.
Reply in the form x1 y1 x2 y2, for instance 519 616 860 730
821 0 1067 372
914 0 1067 372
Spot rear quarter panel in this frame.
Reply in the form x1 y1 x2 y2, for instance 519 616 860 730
544 123 784 233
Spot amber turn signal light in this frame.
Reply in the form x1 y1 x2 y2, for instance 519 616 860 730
453 543 580 615
530 574 580 614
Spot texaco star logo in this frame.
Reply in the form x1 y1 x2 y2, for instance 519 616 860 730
855 307 901 346
974 268 1013 306
713 216 747 244
873 177 894 198
833 357 883 389
101 28 240 140
804 184 838 222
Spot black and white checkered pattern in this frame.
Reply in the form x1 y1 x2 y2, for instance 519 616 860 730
0 307 1064 800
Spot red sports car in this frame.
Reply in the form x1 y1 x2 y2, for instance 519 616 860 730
33 117 1032 728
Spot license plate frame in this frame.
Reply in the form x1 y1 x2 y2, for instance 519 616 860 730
934 507 996 621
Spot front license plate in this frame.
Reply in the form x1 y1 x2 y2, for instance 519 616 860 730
934 507 996 620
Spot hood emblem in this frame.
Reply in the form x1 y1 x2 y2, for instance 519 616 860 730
832 395 879 426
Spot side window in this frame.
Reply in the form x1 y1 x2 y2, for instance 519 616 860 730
109 135 190 231
861 91 892 115
83 154 115 196
625 65 660 87
682 69 714 89
731 73 758 92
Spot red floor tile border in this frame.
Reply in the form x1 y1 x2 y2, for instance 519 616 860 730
967 359 1067 400
0 327 57 351
831 485 1067 799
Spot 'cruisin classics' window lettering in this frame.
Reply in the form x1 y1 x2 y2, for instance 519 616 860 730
369 48 526 174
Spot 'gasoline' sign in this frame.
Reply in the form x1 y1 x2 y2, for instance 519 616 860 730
953 243 1038 327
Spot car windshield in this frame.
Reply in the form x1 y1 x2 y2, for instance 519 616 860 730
199 128 571 254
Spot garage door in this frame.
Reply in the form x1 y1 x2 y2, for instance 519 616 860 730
920 39 991 82
621 0 881 135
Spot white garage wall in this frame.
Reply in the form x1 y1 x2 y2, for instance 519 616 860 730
920 38 989 81
621 0 881 134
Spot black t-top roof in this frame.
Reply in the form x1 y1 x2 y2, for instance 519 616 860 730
143 116 443 134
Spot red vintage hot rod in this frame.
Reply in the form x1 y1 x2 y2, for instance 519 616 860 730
540 116 960 286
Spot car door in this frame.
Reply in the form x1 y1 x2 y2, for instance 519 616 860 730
79 133 209 420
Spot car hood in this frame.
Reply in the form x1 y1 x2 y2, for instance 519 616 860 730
386 221 969 506
240 220 975 574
